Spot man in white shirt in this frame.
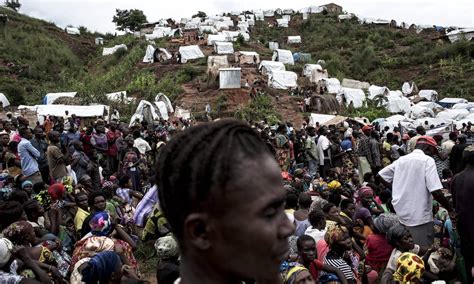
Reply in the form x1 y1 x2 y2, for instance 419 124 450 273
378 136 454 247
317 128 331 178
441 132 457 155
132 131 151 155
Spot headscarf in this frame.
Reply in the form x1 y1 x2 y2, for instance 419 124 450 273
102 181 114 190
21 180 33 190
392 252 425 282
88 212 113 237
48 183 65 201
324 224 349 247
0 238 14 267
327 180 341 191
81 251 121 283
154 235 179 261
356 186 374 204
2 221 34 245
373 213 400 234
282 263 310 284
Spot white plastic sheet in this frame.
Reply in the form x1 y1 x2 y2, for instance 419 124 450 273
342 88 366 108
287 36 301 44
214 41 234 54
303 64 323 77
418 90 438 101
43 92 77 105
0 93 10 107
259 61 285 75
219 68 241 89
272 49 294 65
102 44 127 56
368 85 389 100
268 71 297 90
143 45 155 63
179 45 205 63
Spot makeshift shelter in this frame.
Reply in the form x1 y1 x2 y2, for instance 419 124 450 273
368 85 390 100
214 22 229 31
438 98 468 108
418 90 438 102
255 12 264 21
322 78 343 95
307 96 340 114
272 49 294 65
208 56 230 69
143 45 156 63
154 48 172 62
386 93 411 113
43 92 77 105
452 102 474 111
287 36 302 44
65 27 80 35
293 53 311 62
342 87 366 108
154 94 174 120
309 114 340 126
199 25 217 34
175 107 191 120
338 14 353 21
95 37 104 45
36 105 108 124
214 41 234 54
219 68 241 89
179 45 205 63
341 78 370 89
446 28 474 43
276 19 289 27
102 44 127 56
269 42 279 50
259 61 285 75
106 91 133 103
436 109 470 121
268 71 298 90
236 51 260 65
402 82 418 96
154 93 174 114
303 64 323 77
207 34 228 45
408 105 436 119
263 10 274 17
0 93 10 107
310 68 328 83
145 27 172 40
129 100 161 127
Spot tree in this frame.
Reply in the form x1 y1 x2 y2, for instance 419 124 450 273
192 11 207 18
5 0 21 11
112 9 147 33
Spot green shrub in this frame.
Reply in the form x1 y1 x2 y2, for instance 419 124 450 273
0 83 26 106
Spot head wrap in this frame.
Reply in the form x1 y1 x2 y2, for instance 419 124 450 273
88 212 113 237
21 180 33 190
282 263 310 284
2 221 34 245
102 181 114 190
327 180 341 191
48 183 65 201
356 186 374 204
392 252 425 282
324 225 349 247
0 238 14 267
81 251 121 283
373 213 400 234
154 235 179 261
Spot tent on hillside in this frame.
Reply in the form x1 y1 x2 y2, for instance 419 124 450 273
0 93 10 108
259 61 286 75
36 105 108 123
310 68 328 83
303 64 323 77
106 91 134 103
446 28 474 43
199 25 218 34
236 51 260 65
438 98 468 108
402 81 418 96
342 87 366 108
386 93 411 113
263 10 274 17
208 56 230 69
272 49 294 65
287 36 302 44
268 71 298 89
102 44 127 56
65 27 80 35
207 34 228 45
154 48 172 62
129 100 161 126
214 41 234 54
179 45 205 63
154 94 174 120
269 42 279 50
408 104 436 119
219 68 241 89
143 45 156 63
368 85 390 100
43 92 77 105
418 90 438 102
342 78 370 89
436 109 470 121
277 19 289 27
321 78 343 95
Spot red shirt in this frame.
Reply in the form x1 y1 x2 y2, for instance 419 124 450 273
309 259 325 281
106 130 120 156
365 233 394 271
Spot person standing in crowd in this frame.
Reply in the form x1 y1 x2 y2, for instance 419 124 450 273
156 119 294 283
407 126 426 154
133 130 152 156
368 131 382 174
90 123 108 164
355 125 373 179
106 123 120 173
17 127 42 185
305 126 319 177
317 128 331 178
378 136 454 247
71 141 90 182
441 132 457 155
275 124 291 171
451 145 474 283
30 127 50 183
47 130 68 183
449 134 468 174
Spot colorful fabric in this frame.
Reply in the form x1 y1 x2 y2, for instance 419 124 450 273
21 181 33 190
142 206 171 241
48 183 65 201
88 211 113 237
81 251 121 283
133 185 158 227
281 263 309 284
392 252 425 282
327 180 341 191
2 221 34 245
155 235 179 261
324 225 349 247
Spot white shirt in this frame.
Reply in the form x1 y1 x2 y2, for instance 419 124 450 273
316 135 330 165
305 226 327 243
441 140 455 154
379 149 442 227
133 137 151 155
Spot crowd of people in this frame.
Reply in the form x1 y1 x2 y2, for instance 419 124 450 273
0 111 473 284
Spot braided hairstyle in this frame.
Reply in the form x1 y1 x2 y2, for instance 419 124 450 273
156 119 272 242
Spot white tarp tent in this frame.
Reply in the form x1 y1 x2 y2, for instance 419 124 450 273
386 93 411 113
310 68 328 83
452 102 474 111
155 48 172 62
255 11 264 21
263 10 274 17
106 91 134 103
199 25 218 34
402 82 418 96
155 93 174 114
303 64 323 77
342 87 366 108
36 105 107 122
214 41 234 54
272 49 294 65
0 93 10 107
408 105 435 119
219 68 241 89
309 113 337 126
214 22 229 31
179 45 205 63
175 107 191 120
277 19 289 27
208 56 230 69
342 78 370 89
436 109 470 121
269 42 279 50
446 28 474 43
418 90 438 101
322 78 343 95
438 98 468 108
43 92 77 105
287 36 302 44
154 101 170 120
416 101 444 111
207 34 228 45
145 27 172 40
129 100 161 126
259 61 285 75
143 45 155 63
66 27 80 35
237 51 260 64
268 71 298 89
102 44 127 56
368 85 390 100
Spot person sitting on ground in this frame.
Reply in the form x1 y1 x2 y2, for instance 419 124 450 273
304 209 327 244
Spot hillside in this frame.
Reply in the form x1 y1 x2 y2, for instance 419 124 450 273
1 7 473 124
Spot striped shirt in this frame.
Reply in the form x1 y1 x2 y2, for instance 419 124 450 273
323 251 355 281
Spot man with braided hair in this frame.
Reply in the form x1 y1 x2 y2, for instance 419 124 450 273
156 118 295 284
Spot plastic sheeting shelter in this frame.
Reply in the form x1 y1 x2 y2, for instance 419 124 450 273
386 93 411 113
342 78 370 89
268 71 297 90
143 45 155 63
272 49 294 65
303 64 323 77
277 19 289 27
129 100 161 127
263 10 274 17
287 36 302 44
207 34 228 45
0 93 10 107
408 105 435 119
368 85 390 100
446 28 474 43
402 82 418 96
237 51 260 65
155 93 174 114
106 91 134 103
36 105 107 122
322 78 343 95
259 61 285 75
95 37 104 45
102 44 127 56
199 25 217 34
436 109 470 121
438 98 468 109
342 88 366 108
66 27 80 35
310 68 328 83
219 68 241 89
43 92 77 105
418 90 438 102
208 56 229 69
214 41 234 54
179 45 205 63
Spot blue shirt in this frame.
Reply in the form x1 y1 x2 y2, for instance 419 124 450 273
340 139 353 151
18 138 40 176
